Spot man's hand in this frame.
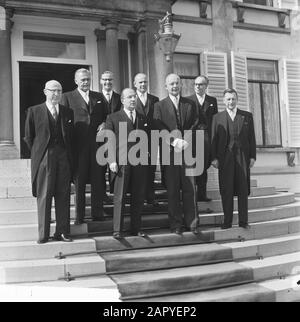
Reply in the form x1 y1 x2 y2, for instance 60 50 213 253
109 162 118 173
211 159 219 169
249 158 255 168
172 138 189 152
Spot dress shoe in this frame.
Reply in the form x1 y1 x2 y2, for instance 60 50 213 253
146 200 159 207
74 219 86 225
171 228 182 235
198 196 212 202
239 223 250 229
113 232 123 239
53 234 73 242
131 231 147 237
221 224 232 230
37 238 48 244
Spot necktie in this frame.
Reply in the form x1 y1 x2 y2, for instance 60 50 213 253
51 105 58 120
106 93 111 103
130 111 134 124
84 92 89 104
174 96 179 109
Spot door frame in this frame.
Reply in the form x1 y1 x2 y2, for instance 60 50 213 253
11 15 100 156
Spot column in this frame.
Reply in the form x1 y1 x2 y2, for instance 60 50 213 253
0 6 18 159
134 20 147 74
101 19 121 93
145 17 173 99
211 0 234 87
94 28 107 81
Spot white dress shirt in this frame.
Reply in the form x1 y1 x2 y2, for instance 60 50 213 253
103 90 112 103
137 91 147 106
124 108 136 124
196 93 206 106
77 88 89 104
169 94 180 109
46 102 59 119
226 107 237 121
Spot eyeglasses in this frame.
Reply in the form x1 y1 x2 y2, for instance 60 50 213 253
45 89 62 93
195 83 207 86
102 78 113 81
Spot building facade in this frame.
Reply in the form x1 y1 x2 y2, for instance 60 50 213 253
0 0 300 190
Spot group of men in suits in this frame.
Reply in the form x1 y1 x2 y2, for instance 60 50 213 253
25 67 256 243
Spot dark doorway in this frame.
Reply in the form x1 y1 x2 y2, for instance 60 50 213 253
19 62 89 158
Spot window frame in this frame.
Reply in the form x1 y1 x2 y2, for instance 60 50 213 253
247 58 282 147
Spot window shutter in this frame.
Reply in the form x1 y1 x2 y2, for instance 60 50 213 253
284 59 300 147
275 0 298 10
201 52 228 110
231 52 249 111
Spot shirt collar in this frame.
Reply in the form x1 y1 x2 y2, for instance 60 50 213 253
226 107 237 116
137 91 147 98
77 88 89 98
169 94 180 106
123 107 136 118
46 101 59 113
196 93 206 101
103 90 112 97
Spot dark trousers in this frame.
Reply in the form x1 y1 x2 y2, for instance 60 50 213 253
196 169 208 199
164 164 197 230
219 149 248 226
145 164 156 202
75 142 104 220
36 146 71 240
113 165 146 233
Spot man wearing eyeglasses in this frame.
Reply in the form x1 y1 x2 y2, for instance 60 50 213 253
61 68 107 224
24 80 74 244
186 75 218 202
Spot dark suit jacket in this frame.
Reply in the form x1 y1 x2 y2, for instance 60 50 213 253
186 94 218 139
24 103 74 197
61 89 107 157
211 109 256 194
100 91 122 116
105 109 148 183
135 93 159 130
153 96 198 165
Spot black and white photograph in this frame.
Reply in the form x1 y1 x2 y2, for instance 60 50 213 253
0 0 300 304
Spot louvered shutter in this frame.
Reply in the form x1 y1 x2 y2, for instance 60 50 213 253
201 52 228 110
284 59 300 147
275 0 298 10
231 52 249 111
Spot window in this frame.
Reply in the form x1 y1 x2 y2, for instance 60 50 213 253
247 59 281 147
23 32 86 59
243 0 273 5
174 53 200 96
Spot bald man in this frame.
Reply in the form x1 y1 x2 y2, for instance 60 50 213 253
153 74 198 234
134 73 159 206
24 80 74 243
105 88 148 238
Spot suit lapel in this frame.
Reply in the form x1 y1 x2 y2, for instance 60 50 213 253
41 103 50 139
121 109 135 131
179 97 187 128
144 94 150 116
236 109 245 135
136 96 146 116
74 90 89 114
89 92 97 114
166 96 178 130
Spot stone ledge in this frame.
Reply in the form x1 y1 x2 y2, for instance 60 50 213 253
252 166 300 175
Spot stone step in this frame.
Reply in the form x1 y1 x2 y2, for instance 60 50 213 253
101 233 300 274
0 239 96 261
93 216 300 252
0 255 105 284
109 251 300 300
1 199 299 229
135 275 300 302
0 191 292 212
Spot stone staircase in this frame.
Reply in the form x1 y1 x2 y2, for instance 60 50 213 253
0 159 300 302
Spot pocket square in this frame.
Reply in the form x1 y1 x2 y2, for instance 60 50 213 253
97 100 102 103
68 120 72 123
